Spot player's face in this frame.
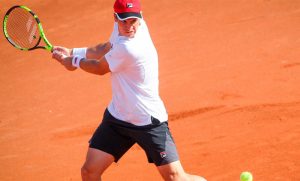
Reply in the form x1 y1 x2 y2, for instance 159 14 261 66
116 17 140 38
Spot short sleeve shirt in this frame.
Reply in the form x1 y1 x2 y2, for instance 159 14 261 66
104 19 168 126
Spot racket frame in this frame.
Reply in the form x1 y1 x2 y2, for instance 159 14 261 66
3 5 53 51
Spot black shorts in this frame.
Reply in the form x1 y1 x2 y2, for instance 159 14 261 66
89 109 179 166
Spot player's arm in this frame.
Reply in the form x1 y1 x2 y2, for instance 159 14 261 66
53 42 112 60
52 42 112 75
69 42 112 60
52 51 111 75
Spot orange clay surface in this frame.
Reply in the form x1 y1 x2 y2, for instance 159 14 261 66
1 0 300 180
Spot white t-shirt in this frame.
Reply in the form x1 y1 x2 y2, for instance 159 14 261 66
105 19 168 126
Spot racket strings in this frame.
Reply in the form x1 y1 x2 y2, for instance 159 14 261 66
6 8 40 49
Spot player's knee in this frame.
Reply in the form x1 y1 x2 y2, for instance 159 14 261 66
81 164 102 179
190 175 207 181
81 165 89 176
162 170 185 181
185 173 207 181
163 171 207 181
81 165 90 178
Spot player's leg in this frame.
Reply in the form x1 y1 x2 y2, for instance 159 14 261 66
82 109 135 180
157 161 207 181
135 119 207 181
81 148 114 181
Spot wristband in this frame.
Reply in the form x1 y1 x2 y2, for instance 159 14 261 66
72 56 84 68
72 48 87 58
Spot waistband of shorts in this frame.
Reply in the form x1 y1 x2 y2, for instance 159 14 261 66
104 109 167 129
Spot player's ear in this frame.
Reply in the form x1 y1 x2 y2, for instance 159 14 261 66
114 13 118 22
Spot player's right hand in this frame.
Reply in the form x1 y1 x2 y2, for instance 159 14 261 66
52 49 77 71
52 46 72 56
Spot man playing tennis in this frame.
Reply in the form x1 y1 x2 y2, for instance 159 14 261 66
52 0 206 180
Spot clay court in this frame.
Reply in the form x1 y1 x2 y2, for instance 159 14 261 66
1 0 299 180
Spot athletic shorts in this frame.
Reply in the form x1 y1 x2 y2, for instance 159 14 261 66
89 109 179 166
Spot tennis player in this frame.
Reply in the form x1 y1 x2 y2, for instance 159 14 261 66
52 0 206 180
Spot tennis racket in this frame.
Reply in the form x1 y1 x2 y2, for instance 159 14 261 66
3 5 53 51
